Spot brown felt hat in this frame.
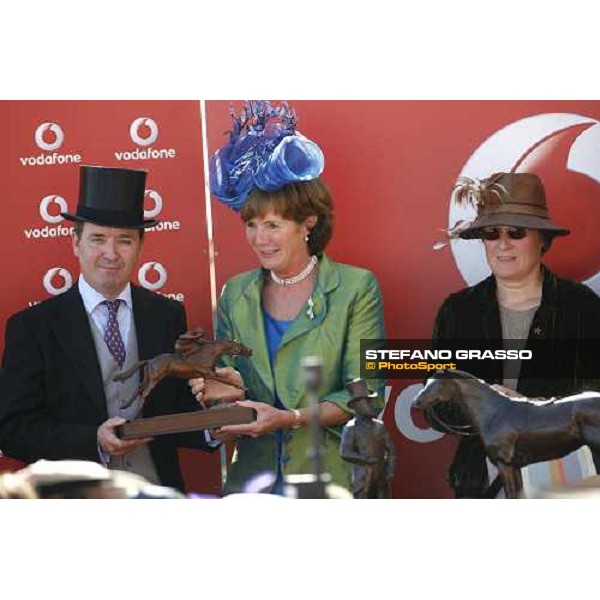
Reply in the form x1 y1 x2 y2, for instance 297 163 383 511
456 172 570 240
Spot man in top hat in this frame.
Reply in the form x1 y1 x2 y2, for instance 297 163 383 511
0 166 214 492
428 171 600 498
340 378 395 499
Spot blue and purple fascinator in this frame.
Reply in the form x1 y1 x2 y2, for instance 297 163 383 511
210 100 325 212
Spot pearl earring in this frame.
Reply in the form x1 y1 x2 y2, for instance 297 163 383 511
304 232 310 242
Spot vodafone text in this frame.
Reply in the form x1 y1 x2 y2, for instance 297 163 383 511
24 225 74 240
20 153 82 167
114 148 176 161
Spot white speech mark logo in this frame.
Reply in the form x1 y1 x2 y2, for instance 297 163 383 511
138 261 167 291
130 117 159 147
144 189 163 219
43 267 73 295
391 383 445 443
448 112 600 294
35 122 65 151
39 195 68 224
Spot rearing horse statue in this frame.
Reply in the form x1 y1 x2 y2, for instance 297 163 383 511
413 369 600 498
114 330 252 410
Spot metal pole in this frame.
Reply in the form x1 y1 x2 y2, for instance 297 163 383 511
301 356 326 499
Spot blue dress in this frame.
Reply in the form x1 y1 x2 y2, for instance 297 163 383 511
263 309 292 492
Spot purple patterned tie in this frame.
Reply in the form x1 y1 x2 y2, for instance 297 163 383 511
103 299 126 368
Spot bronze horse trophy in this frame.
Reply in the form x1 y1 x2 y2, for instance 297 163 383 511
115 329 252 410
413 369 600 499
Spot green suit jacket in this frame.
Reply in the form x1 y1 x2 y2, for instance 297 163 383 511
217 254 385 493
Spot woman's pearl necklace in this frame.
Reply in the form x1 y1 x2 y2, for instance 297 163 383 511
270 255 318 287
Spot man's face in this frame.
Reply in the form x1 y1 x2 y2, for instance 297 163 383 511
72 222 143 299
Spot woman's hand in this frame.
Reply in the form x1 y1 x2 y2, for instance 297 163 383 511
208 427 243 443
213 400 293 439
188 367 245 408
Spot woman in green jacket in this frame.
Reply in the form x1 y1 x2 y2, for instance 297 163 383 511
190 101 385 493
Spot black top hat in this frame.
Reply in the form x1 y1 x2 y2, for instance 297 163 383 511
61 165 158 229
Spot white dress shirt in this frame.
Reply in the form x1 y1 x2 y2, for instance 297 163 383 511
78 275 219 460
78 275 133 342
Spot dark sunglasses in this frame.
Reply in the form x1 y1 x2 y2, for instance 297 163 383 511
480 227 528 241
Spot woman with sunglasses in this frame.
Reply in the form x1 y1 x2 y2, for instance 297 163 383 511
428 172 600 498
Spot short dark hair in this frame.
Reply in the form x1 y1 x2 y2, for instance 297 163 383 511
240 178 334 254
73 220 145 241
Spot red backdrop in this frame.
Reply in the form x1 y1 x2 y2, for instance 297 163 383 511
3 100 600 497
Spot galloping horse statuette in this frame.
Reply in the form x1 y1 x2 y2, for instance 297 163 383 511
114 329 252 410
413 370 600 498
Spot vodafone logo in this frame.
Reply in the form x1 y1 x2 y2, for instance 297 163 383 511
115 118 175 162
449 112 600 295
43 267 73 295
130 117 159 147
35 122 64 151
21 122 81 167
39 195 68 224
392 384 445 443
142 189 181 233
24 195 73 240
138 261 168 291
144 189 163 219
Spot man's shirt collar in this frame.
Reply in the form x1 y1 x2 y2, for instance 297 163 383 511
78 275 132 315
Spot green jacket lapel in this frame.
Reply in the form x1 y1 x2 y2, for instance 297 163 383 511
280 255 340 348
233 272 275 393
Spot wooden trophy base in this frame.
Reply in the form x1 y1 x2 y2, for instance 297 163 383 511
116 406 256 440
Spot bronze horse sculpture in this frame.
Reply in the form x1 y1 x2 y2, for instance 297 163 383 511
114 329 252 409
413 369 600 498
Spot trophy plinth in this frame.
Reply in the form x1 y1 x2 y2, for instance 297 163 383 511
116 406 256 440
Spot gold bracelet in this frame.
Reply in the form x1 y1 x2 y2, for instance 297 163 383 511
291 408 304 430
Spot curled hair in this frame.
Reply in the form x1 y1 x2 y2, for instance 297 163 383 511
240 178 334 255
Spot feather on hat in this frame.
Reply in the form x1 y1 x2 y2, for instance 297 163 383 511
209 101 325 212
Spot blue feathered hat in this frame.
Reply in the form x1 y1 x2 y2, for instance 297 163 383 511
209 101 325 212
